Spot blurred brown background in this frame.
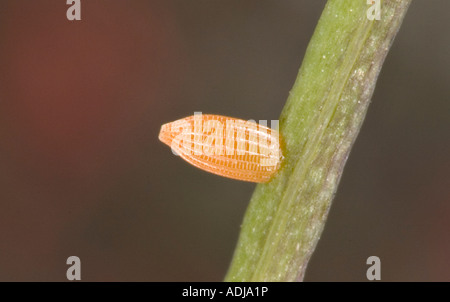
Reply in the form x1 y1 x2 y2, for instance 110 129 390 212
0 0 448 281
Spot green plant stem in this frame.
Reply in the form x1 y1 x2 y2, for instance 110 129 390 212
225 0 411 282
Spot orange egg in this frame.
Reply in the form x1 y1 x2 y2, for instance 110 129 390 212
159 114 282 183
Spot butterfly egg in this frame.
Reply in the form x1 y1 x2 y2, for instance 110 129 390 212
159 114 282 183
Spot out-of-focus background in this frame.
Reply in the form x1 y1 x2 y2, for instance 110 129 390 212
0 0 448 281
